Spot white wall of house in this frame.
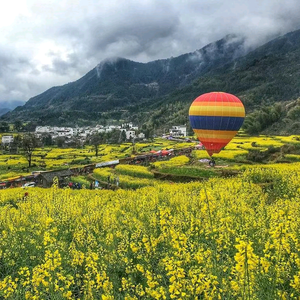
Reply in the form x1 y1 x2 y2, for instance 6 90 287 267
1 135 14 144
79 133 87 138
126 130 136 140
169 125 187 137
35 126 51 133
122 122 133 128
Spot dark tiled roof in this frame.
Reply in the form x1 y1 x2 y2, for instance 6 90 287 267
39 169 72 182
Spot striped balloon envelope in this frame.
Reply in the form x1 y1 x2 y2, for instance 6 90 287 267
189 92 245 156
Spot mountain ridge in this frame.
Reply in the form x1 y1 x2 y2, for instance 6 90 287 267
2 34 248 124
3 29 300 134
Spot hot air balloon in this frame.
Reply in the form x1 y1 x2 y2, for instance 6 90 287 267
189 92 245 157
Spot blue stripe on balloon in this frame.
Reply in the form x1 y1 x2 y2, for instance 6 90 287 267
189 116 244 131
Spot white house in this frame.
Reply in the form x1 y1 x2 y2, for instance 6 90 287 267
36 126 75 139
57 127 74 137
138 132 145 139
122 122 139 130
122 122 133 128
79 132 88 139
95 125 105 133
105 125 120 132
1 135 14 144
120 129 136 140
35 126 51 133
73 127 79 135
126 130 136 140
169 125 187 137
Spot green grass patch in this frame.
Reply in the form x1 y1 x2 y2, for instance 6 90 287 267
158 166 218 178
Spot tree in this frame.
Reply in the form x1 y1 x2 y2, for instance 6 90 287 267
68 136 82 148
89 132 106 156
121 130 127 143
106 129 120 144
21 134 39 168
0 122 9 133
243 104 282 135
41 133 53 146
14 120 23 132
144 127 153 139
23 121 38 132
9 134 22 153
187 124 194 136
287 105 300 120
56 137 66 148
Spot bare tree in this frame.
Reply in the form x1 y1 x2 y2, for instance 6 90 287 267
21 133 40 168
89 132 106 156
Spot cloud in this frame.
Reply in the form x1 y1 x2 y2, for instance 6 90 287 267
1 0 300 105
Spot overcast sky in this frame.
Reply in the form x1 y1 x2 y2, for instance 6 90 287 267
1 0 300 106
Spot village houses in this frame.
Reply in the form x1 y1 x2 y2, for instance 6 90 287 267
34 123 186 142
35 123 140 142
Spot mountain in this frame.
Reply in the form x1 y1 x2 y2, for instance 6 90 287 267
0 107 10 116
4 29 300 134
0 100 26 116
146 28 300 135
2 34 248 125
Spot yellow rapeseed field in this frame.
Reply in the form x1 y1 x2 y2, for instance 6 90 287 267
1 163 300 299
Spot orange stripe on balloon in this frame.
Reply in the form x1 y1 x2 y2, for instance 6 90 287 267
199 137 233 143
191 101 244 107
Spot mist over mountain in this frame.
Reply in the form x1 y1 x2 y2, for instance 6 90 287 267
1 34 248 124
0 100 26 116
0 108 10 116
3 29 300 134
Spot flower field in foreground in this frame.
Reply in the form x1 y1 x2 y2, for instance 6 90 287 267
1 165 300 299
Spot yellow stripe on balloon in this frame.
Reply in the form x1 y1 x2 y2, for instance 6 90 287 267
193 129 238 139
189 106 245 117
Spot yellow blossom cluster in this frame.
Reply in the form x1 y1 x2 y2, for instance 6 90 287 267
192 149 248 161
152 155 190 169
115 165 154 179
